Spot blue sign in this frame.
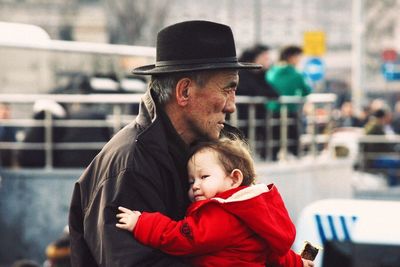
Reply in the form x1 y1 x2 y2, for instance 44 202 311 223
381 62 400 81
303 57 325 81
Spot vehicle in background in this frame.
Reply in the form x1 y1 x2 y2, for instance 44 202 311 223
294 198 400 267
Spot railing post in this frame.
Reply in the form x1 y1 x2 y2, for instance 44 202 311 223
230 109 238 128
297 101 303 157
279 104 288 161
310 102 318 158
265 110 273 161
44 110 53 169
325 100 334 148
248 104 256 156
112 104 122 135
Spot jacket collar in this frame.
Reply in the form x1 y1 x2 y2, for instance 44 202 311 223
187 184 274 214
135 89 158 129
135 88 187 153
187 186 248 214
134 89 190 214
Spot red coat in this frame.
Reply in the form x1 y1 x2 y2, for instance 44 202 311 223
133 184 303 267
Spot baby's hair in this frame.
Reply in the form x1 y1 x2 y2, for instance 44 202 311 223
188 136 256 186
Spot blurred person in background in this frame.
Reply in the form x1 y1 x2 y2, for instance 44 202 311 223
11 259 40 267
266 45 312 160
237 44 278 159
237 44 277 98
364 108 394 136
44 226 71 267
367 99 394 135
17 98 111 168
335 101 363 128
391 100 400 134
0 103 17 167
55 103 112 167
17 99 67 167
363 108 396 176
358 104 371 127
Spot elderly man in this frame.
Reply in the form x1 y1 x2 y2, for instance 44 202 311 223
68 20 260 266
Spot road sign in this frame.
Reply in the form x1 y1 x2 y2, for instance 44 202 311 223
303 57 324 81
381 62 400 81
381 49 397 62
303 31 326 56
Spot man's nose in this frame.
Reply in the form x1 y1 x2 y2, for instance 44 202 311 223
224 92 236 114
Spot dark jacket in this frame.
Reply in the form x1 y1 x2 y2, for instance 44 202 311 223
17 111 65 167
237 70 278 98
56 106 111 167
68 89 190 267
237 69 278 120
17 108 111 168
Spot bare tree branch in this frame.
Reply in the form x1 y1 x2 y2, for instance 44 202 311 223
104 0 172 45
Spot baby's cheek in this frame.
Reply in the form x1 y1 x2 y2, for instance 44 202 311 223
188 189 195 202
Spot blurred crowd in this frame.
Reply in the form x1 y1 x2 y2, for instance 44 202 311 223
1 43 400 167
332 98 400 135
236 43 400 160
236 42 400 134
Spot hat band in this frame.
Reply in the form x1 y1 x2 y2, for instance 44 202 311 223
156 57 238 67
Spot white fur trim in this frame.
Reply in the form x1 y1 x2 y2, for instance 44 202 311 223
212 183 270 203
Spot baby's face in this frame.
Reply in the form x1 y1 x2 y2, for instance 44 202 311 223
187 149 233 202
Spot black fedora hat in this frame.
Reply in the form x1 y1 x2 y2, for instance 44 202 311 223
132 20 261 75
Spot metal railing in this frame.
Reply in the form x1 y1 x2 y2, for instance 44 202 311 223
231 93 337 161
0 94 142 168
0 93 337 168
357 135 400 185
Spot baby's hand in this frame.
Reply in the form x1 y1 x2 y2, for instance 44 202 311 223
116 206 141 232
302 259 315 267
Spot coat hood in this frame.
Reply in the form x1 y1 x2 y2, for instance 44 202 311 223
211 184 296 256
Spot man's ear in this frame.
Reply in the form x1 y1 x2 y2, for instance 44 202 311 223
175 78 191 106
229 169 244 188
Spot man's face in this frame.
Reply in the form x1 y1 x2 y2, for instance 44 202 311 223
289 54 302 66
185 70 239 142
255 51 270 70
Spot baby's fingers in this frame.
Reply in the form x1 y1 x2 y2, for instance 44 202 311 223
116 212 127 219
116 223 129 230
117 216 127 223
118 206 132 213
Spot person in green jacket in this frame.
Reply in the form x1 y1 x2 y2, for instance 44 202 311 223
266 45 312 160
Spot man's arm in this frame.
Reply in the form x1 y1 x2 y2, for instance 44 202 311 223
69 168 189 267
69 182 98 267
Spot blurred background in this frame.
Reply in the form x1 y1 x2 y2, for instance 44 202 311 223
0 0 399 106
1 1 400 266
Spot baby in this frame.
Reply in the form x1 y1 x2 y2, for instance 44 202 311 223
117 137 314 267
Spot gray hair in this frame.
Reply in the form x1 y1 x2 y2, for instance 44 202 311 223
149 71 213 105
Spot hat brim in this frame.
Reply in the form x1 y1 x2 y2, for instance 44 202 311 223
132 62 261 75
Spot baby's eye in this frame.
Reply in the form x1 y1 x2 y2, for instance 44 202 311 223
201 175 209 179
188 180 194 185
